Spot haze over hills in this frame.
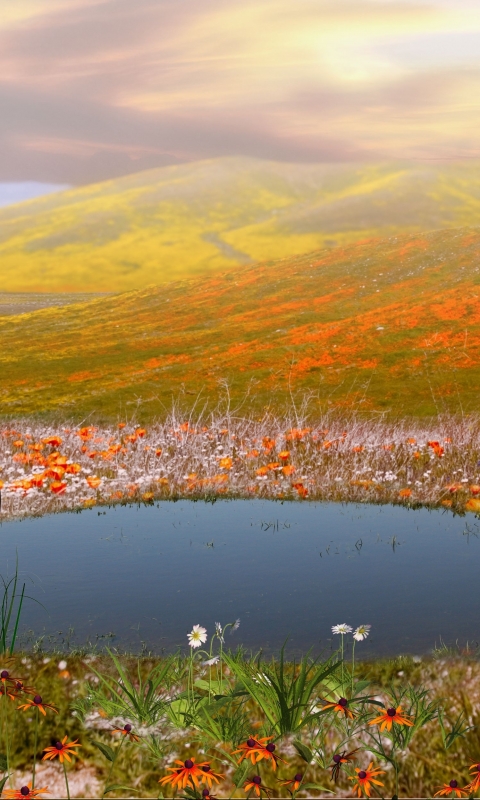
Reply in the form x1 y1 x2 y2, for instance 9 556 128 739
1 225 479 421
2 157 480 293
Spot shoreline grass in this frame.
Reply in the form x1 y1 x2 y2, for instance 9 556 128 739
1 408 480 522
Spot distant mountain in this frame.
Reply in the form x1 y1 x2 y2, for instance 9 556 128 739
1 225 479 420
2 157 480 292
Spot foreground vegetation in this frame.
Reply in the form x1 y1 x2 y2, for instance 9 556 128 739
1 225 480 419
2 634 480 798
1 411 480 521
2 158 480 294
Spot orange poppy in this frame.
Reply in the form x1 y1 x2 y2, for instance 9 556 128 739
42 437 62 448
368 705 413 731
49 481 67 494
43 735 81 763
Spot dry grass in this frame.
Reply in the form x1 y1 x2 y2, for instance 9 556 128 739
1 408 480 521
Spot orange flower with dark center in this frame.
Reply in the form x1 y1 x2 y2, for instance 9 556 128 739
158 759 210 789
199 764 224 788
277 773 304 794
322 696 355 719
368 705 413 731
112 723 140 742
349 763 385 797
251 741 286 771
232 736 274 765
244 775 272 798
464 762 480 794
329 748 360 782
43 735 81 763
3 782 49 798
18 694 58 717
434 780 469 797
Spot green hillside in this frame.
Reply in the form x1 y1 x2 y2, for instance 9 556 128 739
2 157 480 292
1 225 479 421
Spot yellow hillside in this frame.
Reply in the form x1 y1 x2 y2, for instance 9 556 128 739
2 157 480 292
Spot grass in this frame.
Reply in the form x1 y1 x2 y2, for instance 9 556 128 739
1 410 480 519
1 224 480 419
3 157 480 293
3 646 480 798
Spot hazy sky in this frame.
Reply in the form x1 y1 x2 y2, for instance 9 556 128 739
1 0 480 185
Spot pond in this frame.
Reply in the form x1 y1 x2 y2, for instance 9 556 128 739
0 500 478 658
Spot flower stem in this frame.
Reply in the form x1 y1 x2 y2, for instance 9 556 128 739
63 760 71 800
102 730 125 798
32 708 39 789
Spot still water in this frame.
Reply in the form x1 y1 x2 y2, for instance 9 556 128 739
0 500 478 658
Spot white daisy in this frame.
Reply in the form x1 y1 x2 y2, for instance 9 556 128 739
215 622 225 644
353 624 371 641
331 624 353 635
187 624 207 648
231 618 241 633
202 656 220 666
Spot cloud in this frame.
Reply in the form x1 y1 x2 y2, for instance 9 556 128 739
1 0 480 182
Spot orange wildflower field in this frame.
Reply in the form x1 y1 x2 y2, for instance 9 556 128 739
1 226 480 422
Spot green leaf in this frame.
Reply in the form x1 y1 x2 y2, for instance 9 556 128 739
0 775 11 792
91 739 115 762
180 788 198 799
0 754 7 771
293 739 313 764
232 761 250 787
301 783 334 793
104 785 139 795
194 678 229 694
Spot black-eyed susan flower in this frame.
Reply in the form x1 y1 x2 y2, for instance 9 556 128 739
158 759 210 790
199 764 224 789
329 748 360 782
277 773 304 794
111 723 140 742
368 705 413 732
17 694 58 717
322 696 355 719
232 736 274 765
3 782 49 798
465 762 480 794
42 735 81 763
434 780 469 797
244 775 272 798
349 763 385 798
252 740 286 771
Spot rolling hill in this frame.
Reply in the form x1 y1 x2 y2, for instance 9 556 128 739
3 157 480 292
1 225 479 421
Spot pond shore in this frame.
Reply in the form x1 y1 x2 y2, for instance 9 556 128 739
1 413 480 522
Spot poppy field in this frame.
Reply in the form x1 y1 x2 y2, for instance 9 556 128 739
1 411 480 520
1 225 480 422
2 615 480 799
2 158 480 295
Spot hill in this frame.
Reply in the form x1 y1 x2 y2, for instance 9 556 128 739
2 157 480 292
1 226 479 421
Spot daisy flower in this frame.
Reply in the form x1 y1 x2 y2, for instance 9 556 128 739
434 780 469 797
331 624 353 635
350 763 385 798
188 625 207 649
42 735 81 763
353 625 371 641
368 705 414 732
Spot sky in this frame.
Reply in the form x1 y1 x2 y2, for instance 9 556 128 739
1 0 480 193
